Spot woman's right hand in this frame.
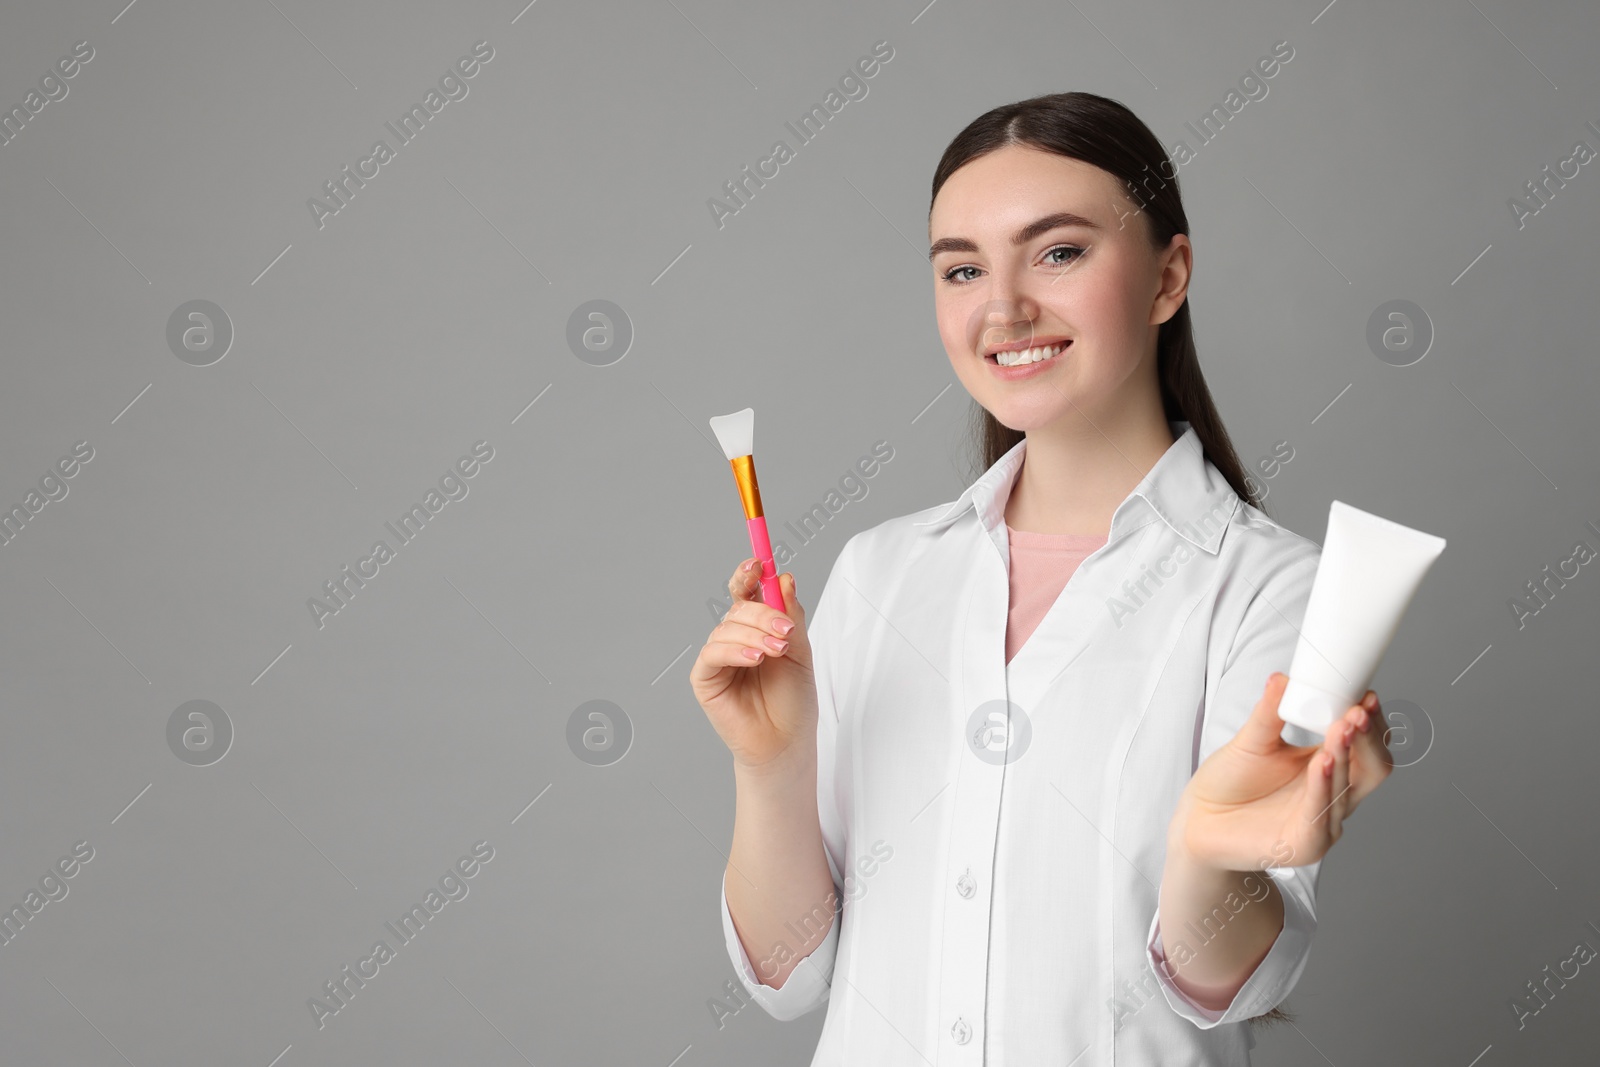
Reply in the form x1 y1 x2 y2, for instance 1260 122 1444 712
691 557 818 773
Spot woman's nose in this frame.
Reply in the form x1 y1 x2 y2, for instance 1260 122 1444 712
970 294 1039 350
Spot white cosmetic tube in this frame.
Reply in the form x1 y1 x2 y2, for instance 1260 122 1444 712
1278 501 1447 736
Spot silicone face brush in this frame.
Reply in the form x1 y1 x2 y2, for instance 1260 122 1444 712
709 407 785 611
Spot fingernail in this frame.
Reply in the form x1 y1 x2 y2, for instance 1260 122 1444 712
764 636 789 653
744 559 758 572
1357 709 1370 733
1343 725 1355 748
772 617 794 635
743 647 763 661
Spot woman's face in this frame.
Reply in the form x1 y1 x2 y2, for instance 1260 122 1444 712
928 144 1190 433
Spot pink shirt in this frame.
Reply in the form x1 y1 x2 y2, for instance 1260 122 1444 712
1004 524 1108 664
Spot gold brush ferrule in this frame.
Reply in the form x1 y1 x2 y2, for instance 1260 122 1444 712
729 455 764 518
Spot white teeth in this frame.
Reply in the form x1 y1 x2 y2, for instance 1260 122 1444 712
994 342 1066 367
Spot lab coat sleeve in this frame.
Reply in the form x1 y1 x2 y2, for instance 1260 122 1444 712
719 535 856 1021
1145 540 1324 1028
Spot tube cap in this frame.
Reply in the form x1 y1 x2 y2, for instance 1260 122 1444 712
1277 676 1355 736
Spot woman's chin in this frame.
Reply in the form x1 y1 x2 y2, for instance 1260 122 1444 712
984 398 1077 433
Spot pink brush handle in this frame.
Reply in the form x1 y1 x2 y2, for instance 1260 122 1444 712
745 515 785 610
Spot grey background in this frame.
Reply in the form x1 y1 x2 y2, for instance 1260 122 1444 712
0 0 1596 1064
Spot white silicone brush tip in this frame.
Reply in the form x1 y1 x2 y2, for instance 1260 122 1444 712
709 407 754 460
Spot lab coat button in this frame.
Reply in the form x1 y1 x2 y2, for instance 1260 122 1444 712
956 867 976 899
951 1017 972 1044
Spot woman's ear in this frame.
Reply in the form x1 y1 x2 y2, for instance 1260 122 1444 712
1149 233 1192 327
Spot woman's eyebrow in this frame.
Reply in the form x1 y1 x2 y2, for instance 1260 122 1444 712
927 210 1100 262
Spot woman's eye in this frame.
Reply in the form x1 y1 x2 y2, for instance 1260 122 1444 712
1044 244 1086 267
941 265 981 284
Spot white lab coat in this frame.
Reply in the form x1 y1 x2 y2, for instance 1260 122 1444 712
720 420 1326 1065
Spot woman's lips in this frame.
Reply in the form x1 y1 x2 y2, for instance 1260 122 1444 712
984 340 1070 378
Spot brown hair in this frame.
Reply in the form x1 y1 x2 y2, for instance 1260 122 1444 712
931 91 1293 1030
931 90 1271 520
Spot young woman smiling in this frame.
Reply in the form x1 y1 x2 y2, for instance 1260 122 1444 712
692 92 1396 1066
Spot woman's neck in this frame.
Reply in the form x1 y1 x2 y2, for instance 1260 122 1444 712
1003 407 1177 536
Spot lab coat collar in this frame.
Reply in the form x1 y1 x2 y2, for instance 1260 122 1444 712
910 420 1240 555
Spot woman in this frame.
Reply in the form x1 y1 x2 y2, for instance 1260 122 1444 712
691 91 1394 1065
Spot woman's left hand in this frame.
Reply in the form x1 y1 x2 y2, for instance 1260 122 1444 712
1169 671 1395 871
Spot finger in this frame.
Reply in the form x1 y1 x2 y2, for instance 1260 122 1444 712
1235 672 1293 753
1301 735 1335 852
724 574 802 635
1327 718 1354 839
714 619 793 657
1367 695 1395 769
689 639 766 687
777 571 803 619
1345 701 1395 809
705 639 766 666
727 558 764 604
